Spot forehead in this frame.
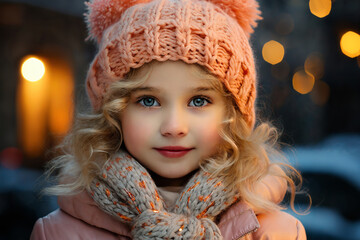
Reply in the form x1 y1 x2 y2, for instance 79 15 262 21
135 61 221 91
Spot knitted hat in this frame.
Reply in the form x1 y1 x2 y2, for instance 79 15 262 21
85 0 261 128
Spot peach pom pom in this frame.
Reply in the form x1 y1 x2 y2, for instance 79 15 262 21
85 0 151 42
86 0 261 42
206 0 262 38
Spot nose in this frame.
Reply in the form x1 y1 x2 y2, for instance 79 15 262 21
160 106 188 137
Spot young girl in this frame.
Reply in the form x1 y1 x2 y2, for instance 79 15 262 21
31 0 307 239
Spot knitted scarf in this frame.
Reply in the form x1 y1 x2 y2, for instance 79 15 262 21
90 151 240 239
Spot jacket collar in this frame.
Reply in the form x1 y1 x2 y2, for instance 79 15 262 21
58 191 132 238
218 201 259 239
58 191 259 239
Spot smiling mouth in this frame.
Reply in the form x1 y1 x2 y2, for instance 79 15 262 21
154 146 194 158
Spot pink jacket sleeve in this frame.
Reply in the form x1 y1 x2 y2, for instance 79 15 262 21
253 211 306 240
251 165 307 239
31 218 46 240
30 209 130 240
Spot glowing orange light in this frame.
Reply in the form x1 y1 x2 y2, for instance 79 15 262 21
340 31 360 58
304 53 324 80
48 59 74 137
309 0 331 18
310 80 330 105
18 63 48 158
292 70 315 94
18 56 74 158
21 57 45 82
262 40 285 65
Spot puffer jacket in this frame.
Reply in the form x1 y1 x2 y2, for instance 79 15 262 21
30 174 306 240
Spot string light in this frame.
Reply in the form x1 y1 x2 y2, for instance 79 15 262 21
21 57 45 82
292 70 315 94
262 40 285 65
309 0 332 18
340 31 360 58
18 56 74 158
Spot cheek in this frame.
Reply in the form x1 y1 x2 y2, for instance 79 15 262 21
195 117 223 152
121 112 154 151
200 126 222 145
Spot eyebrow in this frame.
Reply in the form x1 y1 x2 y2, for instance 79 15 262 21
131 86 216 93
131 87 159 94
192 86 216 92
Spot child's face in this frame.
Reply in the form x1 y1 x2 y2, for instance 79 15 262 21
120 61 226 185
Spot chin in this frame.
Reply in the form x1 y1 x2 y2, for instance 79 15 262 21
158 170 188 179
159 167 199 179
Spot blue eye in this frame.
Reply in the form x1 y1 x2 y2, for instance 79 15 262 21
189 97 210 107
138 97 159 107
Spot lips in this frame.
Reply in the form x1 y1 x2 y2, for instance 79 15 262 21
154 146 194 158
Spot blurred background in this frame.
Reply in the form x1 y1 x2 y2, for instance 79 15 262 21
0 0 359 239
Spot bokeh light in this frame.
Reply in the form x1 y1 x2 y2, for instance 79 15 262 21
310 80 330 105
18 56 74 158
340 31 360 58
305 53 325 80
275 14 294 35
262 40 285 65
309 0 332 18
292 70 315 94
271 61 290 80
21 56 45 82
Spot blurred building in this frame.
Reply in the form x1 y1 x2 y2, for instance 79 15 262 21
0 0 94 168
